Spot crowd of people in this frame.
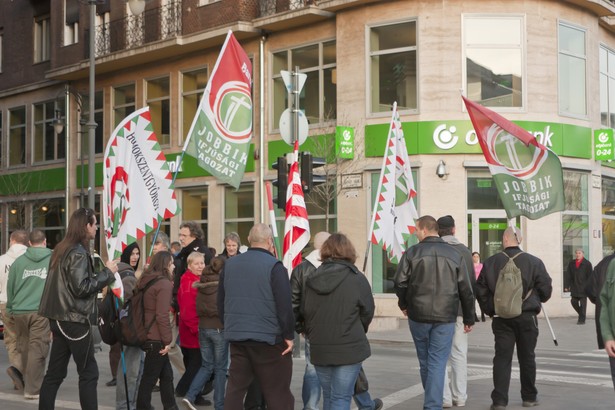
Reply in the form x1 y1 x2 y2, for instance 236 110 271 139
4 207 615 410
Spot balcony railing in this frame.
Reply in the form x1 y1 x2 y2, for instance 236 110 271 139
93 0 182 57
258 0 314 18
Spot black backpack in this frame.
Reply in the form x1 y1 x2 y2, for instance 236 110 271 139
118 276 164 347
97 291 120 345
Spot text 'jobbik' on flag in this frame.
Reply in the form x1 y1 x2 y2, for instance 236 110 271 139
462 96 565 220
283 140 310 274
369 102 418 265
184 30 253 189
103 106 180 261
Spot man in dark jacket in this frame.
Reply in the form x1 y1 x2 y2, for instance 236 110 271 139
476 227 552 410
394 215 475 410
218 223 294 410
564 249 593 324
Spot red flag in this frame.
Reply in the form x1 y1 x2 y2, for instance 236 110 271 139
282 141 310 274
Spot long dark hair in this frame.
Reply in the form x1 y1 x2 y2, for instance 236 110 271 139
50 208 95 271
140 251 173 284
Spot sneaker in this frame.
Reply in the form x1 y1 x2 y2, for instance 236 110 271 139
443 402 453 408
24 393 39 400
490 405 506 410
7 366 24 391
522 400 540 407
105 378 117 387
454 400 466 407
181 398 197 410
373 398 383 410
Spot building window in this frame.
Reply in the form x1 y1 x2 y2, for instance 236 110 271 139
602 177 615 256
600 46 615 127
181 67 208 144
32 198 66 249
64 0 79 46
368 20 417 114
0 111 3 168
180 187 209 247
225 184 254 245
272 40 336 128
34 101 65 163
114 83 136 127
562 171 589 292
34 15 51 63
82 90 104 155
9 107 26 166
558 22 586 118
464 15 524 109
0 32 3 72
147 76 171 146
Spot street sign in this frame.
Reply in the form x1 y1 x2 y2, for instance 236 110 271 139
281 70 307 94
279 108 308 145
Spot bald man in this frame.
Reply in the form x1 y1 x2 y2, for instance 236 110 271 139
476 227 553 410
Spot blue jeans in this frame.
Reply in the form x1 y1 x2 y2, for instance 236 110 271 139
116 345 144 410
408 319 455 410
353 390 376 410
185 328 229 410
302 339 321 410
314 362 362 410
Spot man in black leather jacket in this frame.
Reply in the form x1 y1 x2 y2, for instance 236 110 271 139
394 215 475 410
476 226 552 410
38 208 118 410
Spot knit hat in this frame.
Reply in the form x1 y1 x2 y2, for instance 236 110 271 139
437 215 455 229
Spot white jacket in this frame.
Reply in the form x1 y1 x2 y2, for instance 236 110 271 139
0 244 28 304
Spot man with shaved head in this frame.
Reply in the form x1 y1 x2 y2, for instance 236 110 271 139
476 226 553 410
218 223 295 409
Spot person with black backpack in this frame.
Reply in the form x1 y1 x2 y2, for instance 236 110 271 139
134 251 178 410
476 227 553 410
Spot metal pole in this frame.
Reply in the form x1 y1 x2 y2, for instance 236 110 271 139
87 0 97 211
293 65 300 144
64 85 70 229
259 34 266 223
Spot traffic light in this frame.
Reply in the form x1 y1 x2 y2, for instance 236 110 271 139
300 152 326 193
272 156 288 209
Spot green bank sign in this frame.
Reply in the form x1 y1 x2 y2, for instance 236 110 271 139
594 129 615 161
365 120 591 159
336 126 354 159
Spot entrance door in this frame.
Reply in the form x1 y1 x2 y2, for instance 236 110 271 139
468 211 516 261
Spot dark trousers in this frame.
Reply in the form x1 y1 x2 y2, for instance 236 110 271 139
136 341 178 410
491 313 539 406
109 342 121 378
571 297 587 322
175 346 202 396
225 342 294 410
39 320 99 410
610 356 615 391
245 378 266 409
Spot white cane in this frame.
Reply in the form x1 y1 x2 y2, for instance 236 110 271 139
541 303 558 346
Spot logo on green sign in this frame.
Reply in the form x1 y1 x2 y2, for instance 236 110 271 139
336 126 354 159
594 129 614 161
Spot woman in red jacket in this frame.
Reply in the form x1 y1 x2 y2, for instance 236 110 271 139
175 252 205 397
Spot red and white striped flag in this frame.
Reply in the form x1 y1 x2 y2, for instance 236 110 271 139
282 141 310 274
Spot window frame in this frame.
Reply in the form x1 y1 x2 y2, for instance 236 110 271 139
34 14 51 63
462 13 526 112
557 20 588 119
33 100 65 164
8 106 27 167
180 66 209 146
270 39 337 132
600 44 615 128
82 89 105 156
366 18 419 117
113 83 136 128
146 75 171 146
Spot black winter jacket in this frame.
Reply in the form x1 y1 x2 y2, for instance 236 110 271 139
394 236 475 325
290 250 320 334
565 257 593 297
303 259 374 366
476 247 553 317
39 244 114 324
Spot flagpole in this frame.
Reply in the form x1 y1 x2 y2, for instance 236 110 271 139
266 181 283 258
148 134 192 257
363 102 399 272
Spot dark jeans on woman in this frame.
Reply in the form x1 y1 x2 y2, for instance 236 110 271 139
136 340 178 410
39 320 99 410
175 346 202 396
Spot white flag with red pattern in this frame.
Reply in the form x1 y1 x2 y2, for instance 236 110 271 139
282 141 310 274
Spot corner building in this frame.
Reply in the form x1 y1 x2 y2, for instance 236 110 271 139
1 0 615 318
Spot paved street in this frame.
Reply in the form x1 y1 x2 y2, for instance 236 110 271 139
0 316 612 409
